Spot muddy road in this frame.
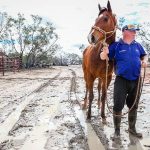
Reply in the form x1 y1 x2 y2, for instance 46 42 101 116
0 66 150 150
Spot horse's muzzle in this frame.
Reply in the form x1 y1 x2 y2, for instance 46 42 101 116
87 33 97 45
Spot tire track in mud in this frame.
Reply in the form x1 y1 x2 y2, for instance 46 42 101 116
0 71 61 149
0 72 61 124
33 73 61 93
0 67 86 150
17 68 88 150
67 69 89 150
68 69 105 150
0 80 41 123
43 69 89 150
8 72 61 135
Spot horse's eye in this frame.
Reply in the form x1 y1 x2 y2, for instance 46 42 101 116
103 16 108 22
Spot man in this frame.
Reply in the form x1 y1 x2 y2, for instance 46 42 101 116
100 24 147 138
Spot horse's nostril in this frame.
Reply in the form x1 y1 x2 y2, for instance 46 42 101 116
91 35 95 43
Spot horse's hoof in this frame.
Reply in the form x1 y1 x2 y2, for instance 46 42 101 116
86 118 91 123
97 101 101 109
86 116 91 121
86 113 91 120
81 103 87 110
102 118 107 124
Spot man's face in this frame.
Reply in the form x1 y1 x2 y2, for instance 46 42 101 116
123 30 136 39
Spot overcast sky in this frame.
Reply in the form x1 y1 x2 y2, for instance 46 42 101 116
0 0 150 54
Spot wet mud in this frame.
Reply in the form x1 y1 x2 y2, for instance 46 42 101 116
0 66 150 150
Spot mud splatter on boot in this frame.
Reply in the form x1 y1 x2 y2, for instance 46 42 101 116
128 109 142 138
113 111 122 138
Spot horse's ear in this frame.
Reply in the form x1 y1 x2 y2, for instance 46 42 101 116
98 4 101 12
107 0 112 12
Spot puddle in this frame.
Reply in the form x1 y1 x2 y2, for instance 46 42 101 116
74 105 105 150
0 94 36 143
0 66 150 150
74 106 87 134
49 122 57 130
140 138 150 150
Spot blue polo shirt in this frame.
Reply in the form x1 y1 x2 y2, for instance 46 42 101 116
109 39 147 80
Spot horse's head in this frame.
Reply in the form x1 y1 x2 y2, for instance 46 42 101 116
88 1 117 45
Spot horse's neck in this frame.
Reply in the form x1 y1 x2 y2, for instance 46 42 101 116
106 34 116 45
94 34 116 55
94 43 103 56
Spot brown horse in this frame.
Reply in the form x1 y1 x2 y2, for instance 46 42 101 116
82 1 117 123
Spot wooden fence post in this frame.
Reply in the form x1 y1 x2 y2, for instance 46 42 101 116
2 55 4 76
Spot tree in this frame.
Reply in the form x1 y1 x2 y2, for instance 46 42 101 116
5 13 26 67
118 17 125 29
79 44 85 53
66 53 82 65
138 22 150 56
0 12 10 53
23 15 60 67
0 12 61 68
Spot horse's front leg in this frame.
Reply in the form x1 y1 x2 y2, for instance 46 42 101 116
101 82 107 123
101 75 112 124
97 78 101 109
87 78 94 120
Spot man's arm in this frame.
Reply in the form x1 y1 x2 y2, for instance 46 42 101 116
138 43 148 68
100 42 116 60
141 55 148 68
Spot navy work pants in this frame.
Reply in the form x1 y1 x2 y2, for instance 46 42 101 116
113 76 141 112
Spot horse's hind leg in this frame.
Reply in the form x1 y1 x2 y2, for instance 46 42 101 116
97 78 101 109
82 83 88 109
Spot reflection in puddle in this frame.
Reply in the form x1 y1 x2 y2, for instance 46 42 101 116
140 138 150 150
74 105 105 150
49 122 57 130
74 105 87 135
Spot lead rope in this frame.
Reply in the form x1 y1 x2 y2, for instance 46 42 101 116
105 56 146 117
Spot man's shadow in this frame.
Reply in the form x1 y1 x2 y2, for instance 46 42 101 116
111 134 123 149
111 133 143 150
128 133 143 150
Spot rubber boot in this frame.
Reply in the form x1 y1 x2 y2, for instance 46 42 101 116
113 111 122 138
128 109 143 138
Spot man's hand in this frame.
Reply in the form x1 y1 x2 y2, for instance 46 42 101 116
141 61 147 68
100 46 109 60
